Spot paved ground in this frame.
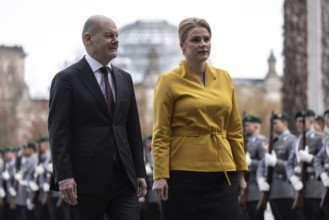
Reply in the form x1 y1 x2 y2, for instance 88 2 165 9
264 204 274 220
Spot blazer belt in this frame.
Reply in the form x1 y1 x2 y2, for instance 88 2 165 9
171 127 227 138
171 127 231 186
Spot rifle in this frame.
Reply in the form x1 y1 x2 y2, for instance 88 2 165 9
0 160 6 208
257 111 275 211
320 188 329 208
56 195 64 207
41 173 52 205
239 111 248 206
292 110 307 209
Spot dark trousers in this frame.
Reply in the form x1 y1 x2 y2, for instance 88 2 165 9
3 201 17 220
246 201 264 220
16 205 37 220
35 201 50 220
303 199 326 220
161 171 239 220
238 204 250 220
270 198 295 220
69 165 139 220
48 197 68 220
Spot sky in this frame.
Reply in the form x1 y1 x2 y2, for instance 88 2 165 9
0 0 284 98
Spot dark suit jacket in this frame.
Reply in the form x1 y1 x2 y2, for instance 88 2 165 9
48 57 146 194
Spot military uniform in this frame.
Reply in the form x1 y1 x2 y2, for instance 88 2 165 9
2 148 18 220
15 142 38 220
0 152 5 218
34 149 52 220
246 130 268 220
314 129 329 219
286 124 324 219
257 129 296 220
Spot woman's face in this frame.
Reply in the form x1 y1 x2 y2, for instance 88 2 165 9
181 26 211 64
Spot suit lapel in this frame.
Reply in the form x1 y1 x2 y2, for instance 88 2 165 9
75 58 109 116
112 66 124 121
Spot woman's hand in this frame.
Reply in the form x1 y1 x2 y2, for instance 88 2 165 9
237 171 247 199
152 178 168 201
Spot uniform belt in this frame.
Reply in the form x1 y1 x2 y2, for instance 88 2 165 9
171 127 231 186
171 127 227 138
294 166 315 174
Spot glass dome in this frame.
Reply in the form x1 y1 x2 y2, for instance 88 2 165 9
115 20 183 83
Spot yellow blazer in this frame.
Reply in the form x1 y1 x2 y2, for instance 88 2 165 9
152 61 248 180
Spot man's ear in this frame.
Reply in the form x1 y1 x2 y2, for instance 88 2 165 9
83 33 92 44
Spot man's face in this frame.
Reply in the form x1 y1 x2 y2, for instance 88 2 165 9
325 113 329 127
23 148 34 157
4 151 15 161
273 119 286 134
38 142 49 153
295 116 312 133
244 122 257 136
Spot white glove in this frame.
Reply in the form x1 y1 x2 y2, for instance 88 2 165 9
265 151 277 167
145 163 152 175
20 180 28 186
0 188 6 198
320 172 329 187
43 182 50 191
257 177 270 191
35 164 44 175
298 146 314 164
290 175 303 191
2 170 10 180
246 152 252 166
28 181 39 192
8 187 17 196
26 198 34 210
294 166 301 174
14 172 22 181
46 163 53 173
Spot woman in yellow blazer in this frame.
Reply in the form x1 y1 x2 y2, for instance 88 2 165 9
152 17 248 220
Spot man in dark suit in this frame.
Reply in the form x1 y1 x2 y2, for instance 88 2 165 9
48 15 147 220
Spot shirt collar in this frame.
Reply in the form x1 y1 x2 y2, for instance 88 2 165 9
85 54 112 73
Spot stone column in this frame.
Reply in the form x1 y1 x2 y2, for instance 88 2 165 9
307 0 324 113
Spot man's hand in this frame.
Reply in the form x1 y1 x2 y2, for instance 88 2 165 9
257 177 270 192
152 178 168 201
298 146 314 164
290 175 303 191
137 178 147 198
246 152 252 166
265 151 277 167
320 172 329 187
59 179 78 205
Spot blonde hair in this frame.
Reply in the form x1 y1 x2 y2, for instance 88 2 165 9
178 18 212 44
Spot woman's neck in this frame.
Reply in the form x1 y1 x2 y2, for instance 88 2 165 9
186 59 206 84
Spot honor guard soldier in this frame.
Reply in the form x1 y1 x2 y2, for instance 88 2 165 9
244 115 268 220
15 142 39 220
257 112 296 220
324 108 329 135
2 147 18 219
0 149 5 218
314 115 325 133
34 135 52 220
286 109 325 220
314 108 329 218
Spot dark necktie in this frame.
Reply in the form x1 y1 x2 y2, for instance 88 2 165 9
99 67 114 115
99 66 120 167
